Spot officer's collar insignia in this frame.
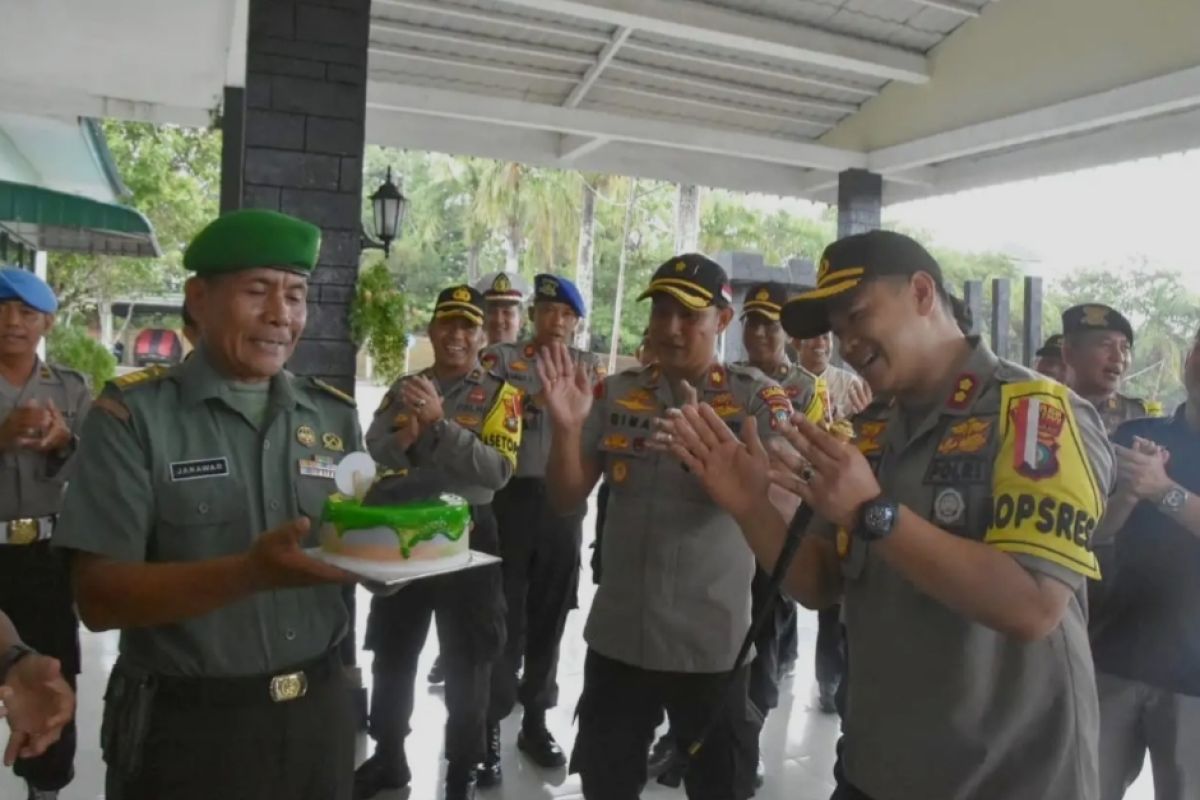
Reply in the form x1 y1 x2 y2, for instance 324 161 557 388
856 420 887 455
1082 306 1110 326
296 425 317 447
708 366 726 387
523 344 536 359
322 432 344 452
946 374 978 410
467 368 482 382
39 366 52 380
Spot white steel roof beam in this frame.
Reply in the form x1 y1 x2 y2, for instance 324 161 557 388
366 81 865 171
493 0 929 83
908 0 982 17
370 19 597 66
372 0 611 44
565 27 632 108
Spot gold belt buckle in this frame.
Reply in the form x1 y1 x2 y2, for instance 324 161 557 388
7 518 38 546
269 671 308 703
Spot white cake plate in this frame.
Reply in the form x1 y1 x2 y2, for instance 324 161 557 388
305 548 501 587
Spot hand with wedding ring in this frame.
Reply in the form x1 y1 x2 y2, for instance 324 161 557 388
400 376 444 427
771 414 881 530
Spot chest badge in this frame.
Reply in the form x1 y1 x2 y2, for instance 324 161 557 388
296 425 317 447
612 460 629 484
322 432 345 452
933 488 966 526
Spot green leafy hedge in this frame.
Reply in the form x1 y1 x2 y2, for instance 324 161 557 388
48 325 116 395
350 261 408 382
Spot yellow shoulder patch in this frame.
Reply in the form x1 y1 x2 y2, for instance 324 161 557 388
111 365 169 391
313 378 356 408
985 379 1102 579
481 382 522 467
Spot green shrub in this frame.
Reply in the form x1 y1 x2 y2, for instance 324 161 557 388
350 262 409 382
47 325 116 395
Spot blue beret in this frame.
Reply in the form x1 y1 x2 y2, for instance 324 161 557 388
0 267 58 313
533 273 585 317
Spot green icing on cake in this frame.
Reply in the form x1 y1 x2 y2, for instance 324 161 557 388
323 493 470 558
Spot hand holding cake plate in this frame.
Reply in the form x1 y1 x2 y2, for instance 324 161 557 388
307 452 500 586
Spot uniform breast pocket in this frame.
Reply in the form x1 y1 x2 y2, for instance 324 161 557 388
296 477 335 526
154 479 250 560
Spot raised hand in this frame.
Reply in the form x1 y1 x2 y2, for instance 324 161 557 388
401 376 444 427
652 404 772 520
0 401 50 452
846 379 873 416
1 653 75 766
1116 438 1174 501
774 415 881 530
536 342 594 428
245 518 355 590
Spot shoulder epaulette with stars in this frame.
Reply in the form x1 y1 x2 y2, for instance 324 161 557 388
312 378 356 408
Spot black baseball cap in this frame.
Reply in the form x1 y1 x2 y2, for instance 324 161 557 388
741 282 789 322
638 253 733 310
780 230 943 340
1062 304 1134 347
1035 333 1064 358
433 284 485 326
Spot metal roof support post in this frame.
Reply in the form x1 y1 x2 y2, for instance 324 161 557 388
991 278 1011 360
1022 276 1043 367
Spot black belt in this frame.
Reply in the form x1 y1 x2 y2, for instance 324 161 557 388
154 649 341 708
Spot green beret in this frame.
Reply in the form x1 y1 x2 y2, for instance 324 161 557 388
184 210 321 276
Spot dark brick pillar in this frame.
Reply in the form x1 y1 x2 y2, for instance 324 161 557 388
836 169 882 239
238 0 369 395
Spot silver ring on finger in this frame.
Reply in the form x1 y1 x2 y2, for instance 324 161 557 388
414 399 426 408
800 465 815 483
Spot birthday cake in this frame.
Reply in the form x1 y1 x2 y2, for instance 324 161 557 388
318 455 471 564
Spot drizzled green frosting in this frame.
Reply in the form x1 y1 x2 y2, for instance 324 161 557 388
323 493 470 557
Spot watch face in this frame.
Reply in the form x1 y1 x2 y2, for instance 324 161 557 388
1162 487 1187 510
864 502 895 536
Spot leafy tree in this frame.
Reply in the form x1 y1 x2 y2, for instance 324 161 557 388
47 324 116 394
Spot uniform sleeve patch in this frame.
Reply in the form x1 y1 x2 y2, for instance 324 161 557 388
481 383 522 467
984 380 1103 579
112 365 168 391
92 395 131 421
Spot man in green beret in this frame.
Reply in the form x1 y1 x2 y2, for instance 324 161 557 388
1061 304 1160 434
54 209 361 800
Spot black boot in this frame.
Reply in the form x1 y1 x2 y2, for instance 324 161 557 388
647 729 677 777
353 752 411 800
445 762 478 800
476 723 503 787
517 709 566 768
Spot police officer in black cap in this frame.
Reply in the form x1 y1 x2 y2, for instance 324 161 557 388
1034 333 1071 384
1061 304 1160 434
357 284 522 800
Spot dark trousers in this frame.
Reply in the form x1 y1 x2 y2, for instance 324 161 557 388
108 658 356 800
0 540 79 791
831 737 875 800
572 650 758 800
816 605 846 690
365 505 505 767
748 567 797 715
490 477 582 721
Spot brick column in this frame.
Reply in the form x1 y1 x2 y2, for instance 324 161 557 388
836 169 882 238
238 0 369 395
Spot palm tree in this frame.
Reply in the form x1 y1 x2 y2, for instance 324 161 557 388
473 162 580 275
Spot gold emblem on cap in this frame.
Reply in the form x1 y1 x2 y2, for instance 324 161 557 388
452 287 471 302
755 288 770 301
674 260 687 273
322 432 344 452
538 278 556 297
296 425 317 447
1082 306 1110 326
494 274 511 292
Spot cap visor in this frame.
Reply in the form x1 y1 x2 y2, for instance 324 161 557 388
638 285 711 310
740 305 781 322
779 279 861 339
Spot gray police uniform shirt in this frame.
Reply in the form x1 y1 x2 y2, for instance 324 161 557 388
731 360 816 419
365 365 522 505
0 359 91 521
481 340 604 479
1095 392 1159 435
54 351 361 677
582 362 794 673
811 337 1113 800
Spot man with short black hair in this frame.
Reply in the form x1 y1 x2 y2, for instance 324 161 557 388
1034 333 1071 384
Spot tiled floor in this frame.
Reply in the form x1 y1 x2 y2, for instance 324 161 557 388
1 382 1156 800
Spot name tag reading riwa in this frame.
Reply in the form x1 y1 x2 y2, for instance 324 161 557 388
170 458 230 482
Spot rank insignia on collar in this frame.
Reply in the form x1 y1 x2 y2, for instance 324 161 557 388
947 374 978 410
709 367 725 387
322 432 344 452
524 344 536 359
296 425 317 447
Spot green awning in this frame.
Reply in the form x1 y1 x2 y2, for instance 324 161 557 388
0 180 161 258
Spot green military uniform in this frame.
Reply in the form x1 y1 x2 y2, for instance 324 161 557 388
478 273 604 756
53 210 360 800
782 233 1115 800
0 267 92 795
573 254 792 800
357 285 521 795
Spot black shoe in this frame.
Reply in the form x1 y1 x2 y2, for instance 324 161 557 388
476 723 503 788
517 711 566 768
818 682 838 715
26 784 59 800
427 656 445 685
353 753 411 800
647 731 678 777
445 762 478 800
656 753 686 788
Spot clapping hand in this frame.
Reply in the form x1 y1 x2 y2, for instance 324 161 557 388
769 414 880 530
1115 436 1173 502
536 343 594 428
401 377 444 427
1 653 75 766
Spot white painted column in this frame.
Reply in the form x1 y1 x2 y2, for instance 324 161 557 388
35 250 48 360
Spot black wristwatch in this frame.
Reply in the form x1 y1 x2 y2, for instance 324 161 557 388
855 496 900 543
0 643 35 685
